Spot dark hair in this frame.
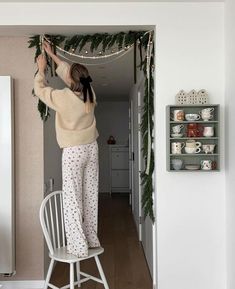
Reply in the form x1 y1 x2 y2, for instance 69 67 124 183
69 63 94 103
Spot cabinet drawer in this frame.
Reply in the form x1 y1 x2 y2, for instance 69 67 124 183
111 147 129 152
111 170 129 188
111 151 129 169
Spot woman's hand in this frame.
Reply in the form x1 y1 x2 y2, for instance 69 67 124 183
43 41 53 56
36 54 47 73
42 41 62 67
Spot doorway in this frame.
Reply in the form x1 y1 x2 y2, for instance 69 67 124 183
43 25 155 289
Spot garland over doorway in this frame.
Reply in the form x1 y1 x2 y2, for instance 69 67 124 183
28 30 155 222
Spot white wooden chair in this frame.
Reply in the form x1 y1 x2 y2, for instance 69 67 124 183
39 190 109 289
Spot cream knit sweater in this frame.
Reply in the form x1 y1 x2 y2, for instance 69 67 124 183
34 61 99 148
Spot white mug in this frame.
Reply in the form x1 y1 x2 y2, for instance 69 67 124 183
172 124 184 134
200 108 214 121
185 114 200 121
185 146 201 154
201 160 212 170
171 110 184 122
171 142 185 154
201 112 213 121
203 126 214 137
201 108 214 113
186 139 202 148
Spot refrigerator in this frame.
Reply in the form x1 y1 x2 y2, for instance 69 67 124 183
0 76 15 274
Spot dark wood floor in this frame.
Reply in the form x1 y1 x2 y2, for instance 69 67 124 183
51 194 152 289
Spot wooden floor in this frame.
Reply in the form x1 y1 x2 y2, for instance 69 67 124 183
50 194 152 289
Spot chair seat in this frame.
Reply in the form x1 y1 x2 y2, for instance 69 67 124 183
49 246 104 263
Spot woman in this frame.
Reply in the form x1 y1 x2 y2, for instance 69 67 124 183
34 42 101 258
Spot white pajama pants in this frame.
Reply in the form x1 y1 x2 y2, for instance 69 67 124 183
62 140 101 258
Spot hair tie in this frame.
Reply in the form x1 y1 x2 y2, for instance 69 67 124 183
80 76 92 86
79 76 94 103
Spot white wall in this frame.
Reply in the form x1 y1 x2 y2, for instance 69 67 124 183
155 6 225 288
225 1 235 288
96 101 129 193
0 37 44 281
0 3 226 289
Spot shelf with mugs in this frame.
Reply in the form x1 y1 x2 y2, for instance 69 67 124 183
170 155 219 171
170 154 219 156
170 121 218 124
166 104 220 172
170 153 219 171
170 137 219 140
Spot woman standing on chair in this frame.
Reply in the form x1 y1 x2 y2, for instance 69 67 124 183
34 42 101 258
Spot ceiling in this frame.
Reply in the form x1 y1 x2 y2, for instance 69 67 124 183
0 25 153 101
0 0 225 2
0 25 153 37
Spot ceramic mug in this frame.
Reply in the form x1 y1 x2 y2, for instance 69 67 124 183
185 114 200 121
202 144 216 154
171 142 185 154
185 146 201 154
171 110 184 122
186 139 202 148
201 108 214 113
172 124 184 134
200 108 214 121
201 160 212 170
172 159 183 170
203 126 214 137
201 112 213 121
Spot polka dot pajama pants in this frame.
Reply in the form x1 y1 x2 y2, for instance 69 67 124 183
62 140 101 258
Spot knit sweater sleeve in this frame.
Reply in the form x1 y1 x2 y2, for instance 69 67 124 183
34 71 65 111
56 61 71 87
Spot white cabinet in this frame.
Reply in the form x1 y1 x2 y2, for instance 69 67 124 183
109 145 130 193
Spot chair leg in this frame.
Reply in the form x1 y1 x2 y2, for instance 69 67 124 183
76 261 81 287
70 263 74 289
94 256 109 289
44 259 55 289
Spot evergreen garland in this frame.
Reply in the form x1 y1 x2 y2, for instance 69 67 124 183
28 30 155 222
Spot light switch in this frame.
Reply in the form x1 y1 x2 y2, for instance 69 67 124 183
49 178 54 192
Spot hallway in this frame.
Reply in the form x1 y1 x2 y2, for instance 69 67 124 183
50 194 152 289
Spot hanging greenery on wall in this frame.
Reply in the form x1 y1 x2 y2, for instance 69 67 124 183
28 30 155 222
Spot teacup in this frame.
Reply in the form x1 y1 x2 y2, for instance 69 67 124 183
186 139 202 148
185 114 200 121
172 124 184 134
203 126 214 137
201 112 213 121
185 146 201 154
202 108 214 113
201 160 212 170
202 144 216 154
200 108 214 121
171 142 185 154
172 159 183 170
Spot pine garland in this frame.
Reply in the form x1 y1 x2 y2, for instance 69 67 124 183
141 52 155 222
28 30 155 222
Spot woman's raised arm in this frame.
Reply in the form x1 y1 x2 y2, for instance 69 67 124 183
43 41 62 66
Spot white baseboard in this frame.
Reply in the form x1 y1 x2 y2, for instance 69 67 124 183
0 280 45 289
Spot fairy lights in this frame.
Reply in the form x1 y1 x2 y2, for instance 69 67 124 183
43 35 134 60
